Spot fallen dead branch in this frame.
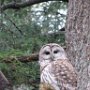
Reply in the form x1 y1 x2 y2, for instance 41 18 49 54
2 53 39 63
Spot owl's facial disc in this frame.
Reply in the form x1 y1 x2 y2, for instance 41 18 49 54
39 43 67 64
52 46 67 60
39 46 51 60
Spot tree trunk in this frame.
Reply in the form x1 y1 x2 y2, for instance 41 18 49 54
65 0 90 90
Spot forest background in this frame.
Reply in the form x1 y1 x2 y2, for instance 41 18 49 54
0 0 67 89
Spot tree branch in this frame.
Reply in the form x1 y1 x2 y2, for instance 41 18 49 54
3 53 39 63
3 13 23 35
0 71 10 90
1 0 68 11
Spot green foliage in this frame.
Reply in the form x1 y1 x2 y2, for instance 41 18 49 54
0 61 40 89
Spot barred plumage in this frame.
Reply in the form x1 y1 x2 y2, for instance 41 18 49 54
39 43 77 90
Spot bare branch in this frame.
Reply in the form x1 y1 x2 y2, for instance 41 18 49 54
1 0 68 11
42 27 65 36
3 53 39 63
3 13 23 35
0 71 10 90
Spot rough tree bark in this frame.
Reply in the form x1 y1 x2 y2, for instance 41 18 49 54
66 0 90 90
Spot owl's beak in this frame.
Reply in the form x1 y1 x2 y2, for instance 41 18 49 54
50 55 54 61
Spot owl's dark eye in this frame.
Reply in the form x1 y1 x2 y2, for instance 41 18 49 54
54 50 59 54
44 51 50 55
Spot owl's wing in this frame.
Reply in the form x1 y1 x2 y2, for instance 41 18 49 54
51 59 77 90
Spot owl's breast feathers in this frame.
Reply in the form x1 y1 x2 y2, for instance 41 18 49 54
51 59 77 89
40 59 77 90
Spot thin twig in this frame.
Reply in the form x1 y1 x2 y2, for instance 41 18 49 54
3 12 23 35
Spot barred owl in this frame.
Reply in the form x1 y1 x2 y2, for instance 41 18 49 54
39 43 77 90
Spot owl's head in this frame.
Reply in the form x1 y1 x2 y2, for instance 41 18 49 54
39 43 67 67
